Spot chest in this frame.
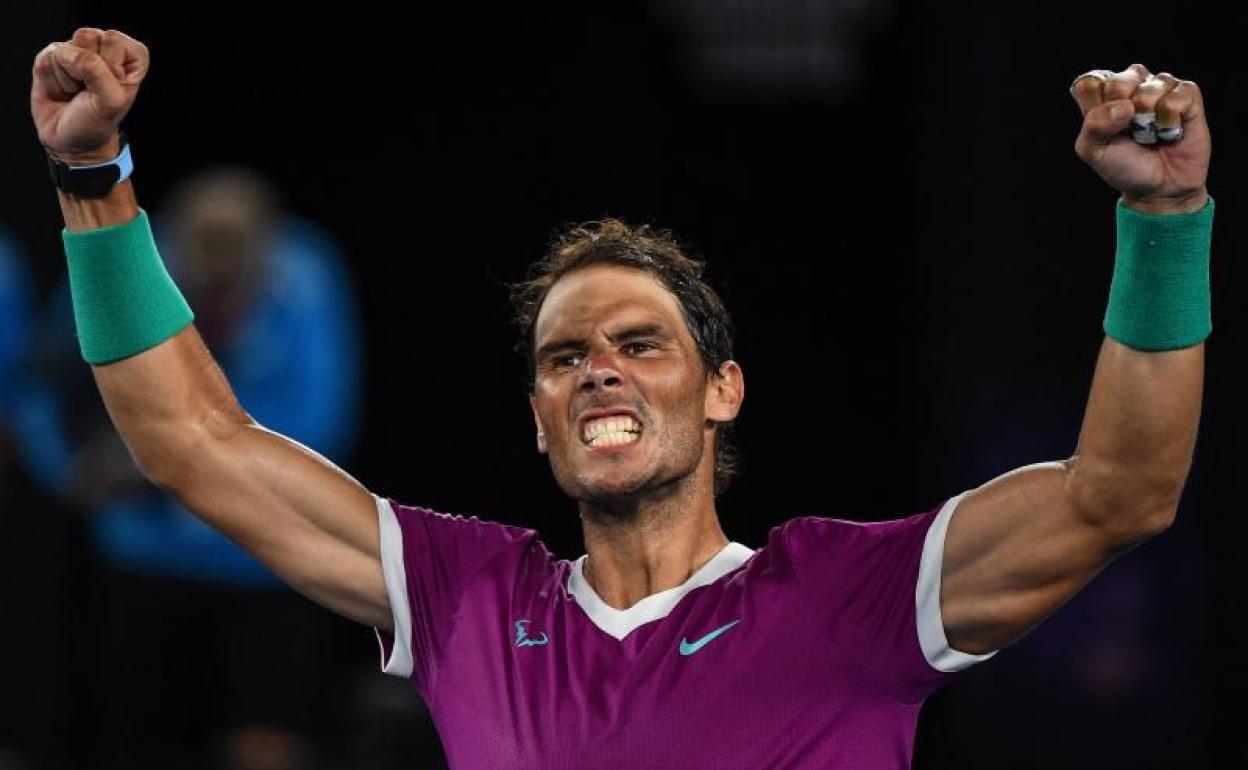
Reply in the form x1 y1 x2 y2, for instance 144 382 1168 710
427 577 883 769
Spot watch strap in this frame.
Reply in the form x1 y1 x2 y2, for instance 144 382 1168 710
47 133 134 198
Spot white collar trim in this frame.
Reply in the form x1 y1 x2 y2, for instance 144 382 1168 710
567 541 755 641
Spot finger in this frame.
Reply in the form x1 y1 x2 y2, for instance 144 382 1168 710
1070 69 1112 116
1103 63 1149 102
1155 79 1203 142
69 26 115 77
50 42 126 116
48 43 86 97
1075 99 1135 162
100 29 149 85
32 43 80 100
99 29 130 83
71 27 104 53
1129 74 1176 145
1131 74 1175 114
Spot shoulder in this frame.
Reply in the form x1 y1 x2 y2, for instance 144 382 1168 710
379 496 554 571
752 500 956 601
766 505 944 558
385 497 541 537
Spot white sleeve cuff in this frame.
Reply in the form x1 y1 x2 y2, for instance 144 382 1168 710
916 491 998 673
374 495 415 678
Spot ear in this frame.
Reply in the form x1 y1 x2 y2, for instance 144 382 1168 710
529 394 548 454
704 360 744 423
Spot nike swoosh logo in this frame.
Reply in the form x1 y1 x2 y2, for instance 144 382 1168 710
679 619 741 656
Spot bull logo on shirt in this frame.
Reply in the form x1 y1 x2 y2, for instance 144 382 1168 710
514 619 549 647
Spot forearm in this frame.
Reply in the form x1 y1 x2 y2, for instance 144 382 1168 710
1068 196 1211 537
1069 336 1203 534
58 181 248 485
91 324 249 488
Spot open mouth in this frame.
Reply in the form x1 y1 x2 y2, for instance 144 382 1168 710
581 414 643 448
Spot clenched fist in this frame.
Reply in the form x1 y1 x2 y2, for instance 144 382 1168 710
31 28 149 164
1071 64 1210 214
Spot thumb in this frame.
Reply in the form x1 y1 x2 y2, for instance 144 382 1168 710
50 43 126 118
1084 99 1135 142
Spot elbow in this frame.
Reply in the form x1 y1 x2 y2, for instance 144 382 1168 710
128 437 193 492
129 404 252 493
131 448 184 492
1135 499 1180 538
1066 456 1185 545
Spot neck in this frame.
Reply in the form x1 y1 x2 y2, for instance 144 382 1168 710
578 470 728 610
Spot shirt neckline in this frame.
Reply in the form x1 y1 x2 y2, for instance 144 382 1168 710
566 541 756 641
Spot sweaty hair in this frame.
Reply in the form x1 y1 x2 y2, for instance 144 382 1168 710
509 219 740 496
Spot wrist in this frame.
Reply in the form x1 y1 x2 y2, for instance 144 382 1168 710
44 132 123 166
1122 188 1209 215
47 132 134 207
58 180 140 232
1103 195 1214 351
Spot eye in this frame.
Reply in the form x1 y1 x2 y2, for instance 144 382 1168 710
623 341 657 355
551 353 583 368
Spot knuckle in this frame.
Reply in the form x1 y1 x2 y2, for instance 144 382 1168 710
1074 129 1095 155
1104 83 1130 100
1073 78 1100 97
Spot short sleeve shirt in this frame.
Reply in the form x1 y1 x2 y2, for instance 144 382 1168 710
373 493 993 769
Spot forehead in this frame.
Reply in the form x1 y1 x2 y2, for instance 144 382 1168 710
533 264 687 344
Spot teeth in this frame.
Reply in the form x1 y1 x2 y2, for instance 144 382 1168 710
583 415 641 445
588 430 640 447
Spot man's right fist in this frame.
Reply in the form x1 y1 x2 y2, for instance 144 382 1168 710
31 28 148 164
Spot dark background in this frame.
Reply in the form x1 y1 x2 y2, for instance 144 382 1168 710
2 1 1243 768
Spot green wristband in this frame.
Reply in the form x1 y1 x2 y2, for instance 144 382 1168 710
1103 196 1214 351
62 208 194 365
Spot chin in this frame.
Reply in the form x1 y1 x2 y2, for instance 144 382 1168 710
574 461 700 507
575 471 653 501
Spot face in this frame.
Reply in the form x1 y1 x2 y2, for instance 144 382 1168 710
529 264 743 505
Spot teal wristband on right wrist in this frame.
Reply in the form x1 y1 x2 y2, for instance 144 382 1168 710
1103 196 1214 351
62 208 194 365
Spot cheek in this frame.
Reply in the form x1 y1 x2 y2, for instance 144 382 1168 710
650 374 708 437
532 381 566 431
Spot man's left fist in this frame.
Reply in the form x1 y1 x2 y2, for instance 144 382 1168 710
1070 64 1209 214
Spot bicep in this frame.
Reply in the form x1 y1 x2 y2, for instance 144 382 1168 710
939 460 1129 655
167 419 391 630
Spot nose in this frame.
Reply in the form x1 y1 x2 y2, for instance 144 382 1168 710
577 350 623 392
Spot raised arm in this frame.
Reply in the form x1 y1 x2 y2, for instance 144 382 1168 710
31 29 390 629
936 63 1211 655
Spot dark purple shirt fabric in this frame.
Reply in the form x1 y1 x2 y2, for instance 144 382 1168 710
374 495 985 769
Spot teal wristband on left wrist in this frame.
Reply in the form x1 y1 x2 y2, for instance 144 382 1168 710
1103 196 1214 351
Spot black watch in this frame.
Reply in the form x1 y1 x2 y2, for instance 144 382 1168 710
46 133 134 198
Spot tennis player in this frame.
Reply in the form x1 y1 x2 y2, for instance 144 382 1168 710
31 29 1212 769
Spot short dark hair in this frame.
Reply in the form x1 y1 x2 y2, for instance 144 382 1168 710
509 219 740 496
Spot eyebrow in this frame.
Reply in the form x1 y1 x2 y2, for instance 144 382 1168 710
535 323 672 361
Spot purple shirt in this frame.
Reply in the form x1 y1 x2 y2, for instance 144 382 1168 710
374 492 994 769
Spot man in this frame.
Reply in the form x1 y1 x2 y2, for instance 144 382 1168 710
30 28 1211 769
